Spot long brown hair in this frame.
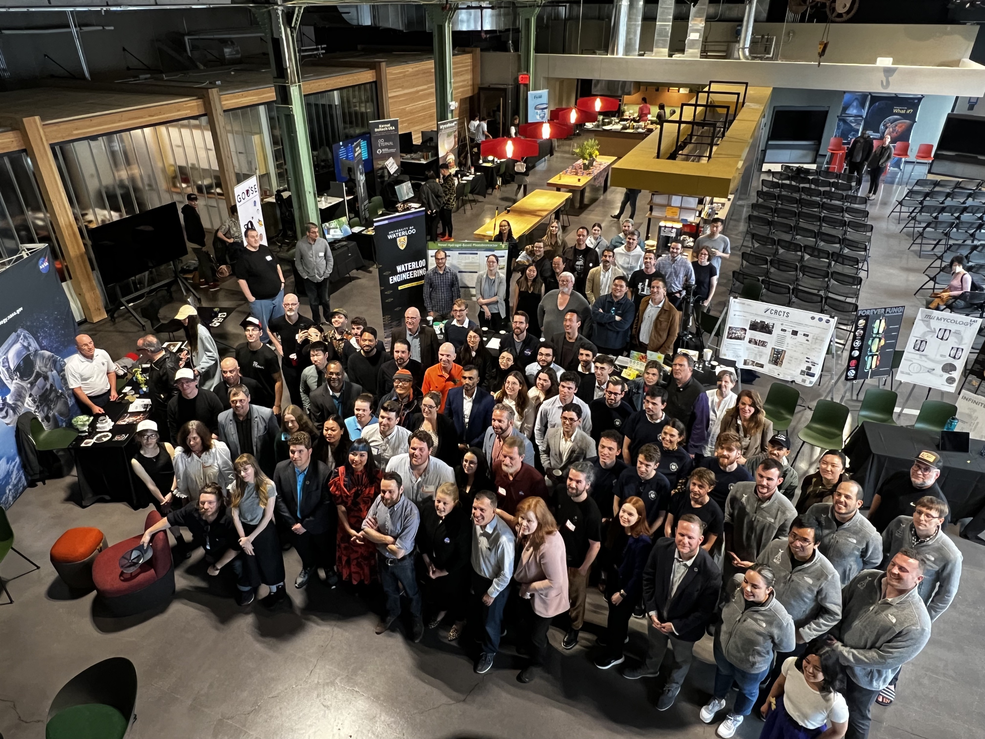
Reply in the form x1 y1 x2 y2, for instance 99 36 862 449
516 496 558 552
517 263 544 293
620 496 649 538
495 370 530 417
229 453 272 510
281 404 317 438
182 313 201 360
723 389 767 436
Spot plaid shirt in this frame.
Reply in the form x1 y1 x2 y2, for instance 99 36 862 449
424 267 460 315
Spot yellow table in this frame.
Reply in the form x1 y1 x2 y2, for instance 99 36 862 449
547 155 618 208
472 189 572 240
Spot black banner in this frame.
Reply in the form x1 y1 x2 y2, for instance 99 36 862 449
844 306 905 382
0 247 80 508
863 95 923 145
351 146 370 224
375 211 428 341
370 118 401 189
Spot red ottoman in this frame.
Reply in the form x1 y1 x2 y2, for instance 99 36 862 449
93 511 174 616
50 527 107 591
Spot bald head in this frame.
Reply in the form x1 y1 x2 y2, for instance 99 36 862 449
404 307 422 333
220 357 242 386
75 334 95 359
438 342 456 369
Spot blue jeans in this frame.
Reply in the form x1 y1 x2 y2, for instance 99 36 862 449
380 554 422 620
249 289 285 342
471 570 509 657
713 641 771 716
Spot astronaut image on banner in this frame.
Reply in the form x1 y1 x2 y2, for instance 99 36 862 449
0 327 72 430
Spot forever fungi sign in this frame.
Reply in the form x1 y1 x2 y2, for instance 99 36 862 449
375 210 428 341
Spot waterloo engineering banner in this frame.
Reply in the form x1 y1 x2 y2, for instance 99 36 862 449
0 247 79 508
375 210 428 341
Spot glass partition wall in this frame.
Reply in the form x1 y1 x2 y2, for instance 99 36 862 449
0 151 60 262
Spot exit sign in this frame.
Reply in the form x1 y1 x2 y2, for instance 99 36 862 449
518 73 530 85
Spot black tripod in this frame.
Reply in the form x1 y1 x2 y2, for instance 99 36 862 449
673 281 704 355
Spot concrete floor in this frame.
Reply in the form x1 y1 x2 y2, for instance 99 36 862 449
2 141 983 739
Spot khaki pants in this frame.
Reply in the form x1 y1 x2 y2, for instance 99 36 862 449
567 567 588 630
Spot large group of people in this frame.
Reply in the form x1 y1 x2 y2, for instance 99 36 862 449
69 214 964 739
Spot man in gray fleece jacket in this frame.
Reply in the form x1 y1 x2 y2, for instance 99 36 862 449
803 481 882 586
828 549 932 739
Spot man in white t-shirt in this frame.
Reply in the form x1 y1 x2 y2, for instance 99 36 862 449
64 334 117 414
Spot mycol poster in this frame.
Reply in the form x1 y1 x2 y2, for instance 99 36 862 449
375 211 428 341
0 247 79 508
897 309 981 393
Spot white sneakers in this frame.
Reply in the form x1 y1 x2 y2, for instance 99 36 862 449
716 714 744 738
699 697 726 723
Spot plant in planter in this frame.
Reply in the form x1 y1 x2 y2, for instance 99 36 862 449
574 138 600 169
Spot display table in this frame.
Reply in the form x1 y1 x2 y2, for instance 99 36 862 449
843 421 985 518
472 189 572 241
72 397 144 509
547 155 618 209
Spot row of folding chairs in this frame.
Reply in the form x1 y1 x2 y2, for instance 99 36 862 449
729 270 860 321
742 246 867 285
748 232 870 271
745 214 873 249
901 204 985 257
752 200 869 223
890 181 985 221
758 185 868 209
768 166 856 186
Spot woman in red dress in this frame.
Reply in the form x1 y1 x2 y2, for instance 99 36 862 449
328 439 380 585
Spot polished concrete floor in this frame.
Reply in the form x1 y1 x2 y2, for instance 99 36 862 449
1 141 983 739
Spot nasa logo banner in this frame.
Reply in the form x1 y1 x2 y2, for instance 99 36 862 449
0 246 79 508
375 210 428 341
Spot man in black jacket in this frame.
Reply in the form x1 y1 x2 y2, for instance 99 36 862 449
273 431 336 589
347 327 388 400
504 311 540 364
309 359 362 426
625 514 721 711
390 307 439 369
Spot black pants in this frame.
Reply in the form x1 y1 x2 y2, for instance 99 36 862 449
478 311 504 332
281 363 303 410
439 207 454 238
614 189 641 221
847 160 866 189
843 675 880 739
301 278 331 324
241 520 286 588
519 597 552 668
426 211 440 242
601 584 635 660
291 529 331 572
418 555 469 621
866 166 885 196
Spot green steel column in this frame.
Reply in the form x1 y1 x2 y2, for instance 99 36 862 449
426 5 455 125
518 4 541 124
257 3 318 237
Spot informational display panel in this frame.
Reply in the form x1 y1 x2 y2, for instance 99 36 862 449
428 241 509 298
370 118 401 189
720 298 836 387
528 90 549 122
438 119 458 165
956 390 985 440
235 175 266 244
897 309 981 392
375 211 428 341
844 306 905 382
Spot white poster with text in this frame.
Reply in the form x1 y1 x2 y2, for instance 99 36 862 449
234 175 267 245
897 309 981 392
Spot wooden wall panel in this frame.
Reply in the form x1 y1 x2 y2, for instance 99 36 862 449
301 69 377 96
452 54 474 108
43 99 206 144
0 129 24 154
387 60 437 137
221 88 276 111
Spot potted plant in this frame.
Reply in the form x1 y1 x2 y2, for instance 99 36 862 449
574 138 600 169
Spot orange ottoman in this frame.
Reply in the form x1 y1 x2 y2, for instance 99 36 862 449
50 527 107 591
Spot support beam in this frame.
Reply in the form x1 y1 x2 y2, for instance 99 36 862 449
258 3 318 237
426 5 455 125
374 60 390 119
14 116 106 323
201 88 239 212
518 4 542 124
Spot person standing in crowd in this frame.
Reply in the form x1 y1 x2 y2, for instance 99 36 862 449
525 345 563 386
655 241 696 309
702 564 796 738
228 453 287 608
215 203 242 267
347 328 388 399
495 372 536 436
656 420 692 490
300 342 330 414
355 471 423 641
694 217 731 274
217 384 280 475
483 403 535 475
586 247 624 306
391 307 439 369
329 439 380 587
455 448 495 510
385 430 455 505
377 369 419 427
344 394 378 442
492 220 517 249
514 265 546 339
361 401 411 469
235 227 285 342
420 171 445 242
867 450 949 532
534 371 593 453
445 365 494 454
234 316 283 413
422 343 462 413
579 354 615 405
746 433 799 500
182 193 219 290
65 333 117 415
720 389 773 465
174 305 220 391
609 218 635 252
325 309 351 366
701 432 753 510
796 450 850 515
827 550 932 739
513 496 569 683
595 495 651 670
294 222 334 323
633 276 680 357
409 391 456 467
539 272 592 341
130 420 176 516
615 443 671 537
628 514 721 710
611 188 643 223
474 255 507 331
666 354 710 458
664 468 723 548
626 360 662 412
803 481 882 586
542 403 596 487
167 368 223 440
691 246 719 314
704 368 737 457
445 300 478 351
425 251 460 322
591 276 636 356
216 358 261 412
587 222 609 256
493 436 547 521
760 639 850 739
548 311 596 372
314 415 350 472
273 431 335 590
846 131 874 190
613 229 645 276
378 339 423 397
172 420 235 506
865 132 894 200
591 431 627 524
590 377 633 443
628 249 660 312
622 386 669 464
310 360 362 425
137 334 182 437
418 482 471 641
268 293 315 406
439 162 457 241
563 226 600 296
637 97 651 122
470 489 515 675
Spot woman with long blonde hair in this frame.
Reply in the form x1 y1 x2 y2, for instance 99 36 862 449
228 453 286 607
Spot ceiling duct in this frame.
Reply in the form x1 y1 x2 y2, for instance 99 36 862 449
684 0 709 59
650 0 674 58
608 0 644 56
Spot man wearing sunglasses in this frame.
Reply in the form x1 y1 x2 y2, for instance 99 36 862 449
867 450 949 533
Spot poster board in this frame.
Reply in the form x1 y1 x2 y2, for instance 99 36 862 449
956 390 985 440
428 241 509 299
720 298 836 387
438 119 459 166
375 211 428 341
235 175 266 244
844 306 905 382
370 118 401 189
896 309 981 392
528 90 549 122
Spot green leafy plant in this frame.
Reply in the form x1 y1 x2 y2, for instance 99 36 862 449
574 138 600 165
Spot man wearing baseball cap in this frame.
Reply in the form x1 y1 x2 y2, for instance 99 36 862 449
744 432 799 501
234 316 283 414
868 449 949 532
167 367 223 440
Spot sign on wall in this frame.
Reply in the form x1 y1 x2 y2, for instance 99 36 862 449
528 90 550 122
720 298 836 387
844 306 905 382
234 175 266 244
438 119 459 166
375 211 428 341
369 118 401 189
897 309 981 393
863 94 923 145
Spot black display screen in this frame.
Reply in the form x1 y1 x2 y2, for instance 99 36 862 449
88 202 189 286
937 114 985 157
769 108 830 142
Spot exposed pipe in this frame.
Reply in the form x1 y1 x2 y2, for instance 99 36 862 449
0 25 113 34
737 0 756 60
66 11 90 80
608 0 629 57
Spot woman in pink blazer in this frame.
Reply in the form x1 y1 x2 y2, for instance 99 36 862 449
513 496 569 685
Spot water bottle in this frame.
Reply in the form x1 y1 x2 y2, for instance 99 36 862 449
945 416 959 431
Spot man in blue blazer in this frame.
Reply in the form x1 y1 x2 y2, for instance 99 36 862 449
444 365 494 454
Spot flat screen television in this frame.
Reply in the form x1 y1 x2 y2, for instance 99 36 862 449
332 135 372 182
936 114 985 158
88 203 189 286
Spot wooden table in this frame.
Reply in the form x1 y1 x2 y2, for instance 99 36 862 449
472 189 572 241
547 155 618 208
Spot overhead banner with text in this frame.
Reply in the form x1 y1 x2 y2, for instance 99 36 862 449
375 211 428 341
235 175 267 244
370 118 401 189
897 309 981 392
0 247 80 509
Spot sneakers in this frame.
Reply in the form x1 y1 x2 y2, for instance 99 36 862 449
294 568 312 589
260 588 286 608
475 653 495 674
700 697 727 724
656 687 679 712
594 654 625 670
716 714 744 738
411 617 425 643
562 628 579 650
516 666 538 684
632 604 646 619
375 615 397 635
622 664 659 680
237 589 255 606
610 214 620 220
325 570 339 589
208 282 221 291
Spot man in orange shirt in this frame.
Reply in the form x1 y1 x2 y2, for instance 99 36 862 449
421 342 462 412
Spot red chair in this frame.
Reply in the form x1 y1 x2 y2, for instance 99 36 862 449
894 141 913 184
912 144 935 182
826 137 846 173
93 510 174 616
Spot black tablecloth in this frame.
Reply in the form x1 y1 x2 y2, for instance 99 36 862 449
844 421 985 519
73 396 145 508
329 240 366 282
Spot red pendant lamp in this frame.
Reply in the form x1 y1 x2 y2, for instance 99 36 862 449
480 137 541 160
552 107 598 125
517 121 574 140
576 96 620 114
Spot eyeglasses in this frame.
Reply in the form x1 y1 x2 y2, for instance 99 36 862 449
911 463 935 474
